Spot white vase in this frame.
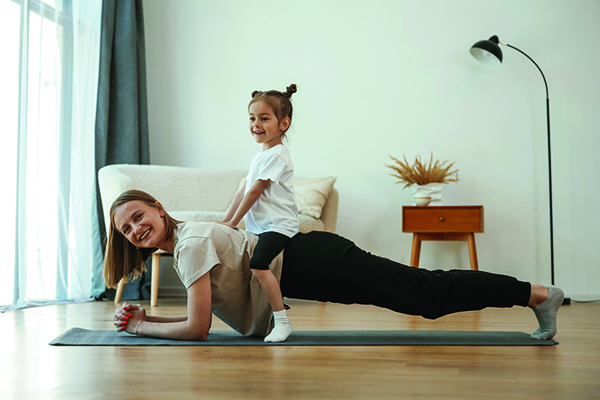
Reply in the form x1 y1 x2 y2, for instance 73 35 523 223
413 183 443 206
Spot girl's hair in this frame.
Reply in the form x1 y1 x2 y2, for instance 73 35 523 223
103 189 181 289
249 83 297 138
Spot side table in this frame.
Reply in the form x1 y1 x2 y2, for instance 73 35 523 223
402 206 484 270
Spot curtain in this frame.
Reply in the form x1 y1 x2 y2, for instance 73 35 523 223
1 0 103 310
92 0 151 301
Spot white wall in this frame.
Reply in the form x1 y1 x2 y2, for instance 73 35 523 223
143 0 600 299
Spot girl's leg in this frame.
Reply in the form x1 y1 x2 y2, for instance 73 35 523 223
251 232 292 342
252 269 286 311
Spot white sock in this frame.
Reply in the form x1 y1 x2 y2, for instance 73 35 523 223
531 286 564 340
264 310 293 343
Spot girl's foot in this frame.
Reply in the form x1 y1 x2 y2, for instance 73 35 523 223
264 310 293 343
264 323 293 343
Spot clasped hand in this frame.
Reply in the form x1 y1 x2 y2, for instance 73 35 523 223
113 302 147 334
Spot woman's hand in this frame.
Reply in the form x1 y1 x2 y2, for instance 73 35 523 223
113 302 147 334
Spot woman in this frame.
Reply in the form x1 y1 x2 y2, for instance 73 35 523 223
108 190 563 341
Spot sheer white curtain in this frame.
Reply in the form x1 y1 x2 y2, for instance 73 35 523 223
0 0 103 310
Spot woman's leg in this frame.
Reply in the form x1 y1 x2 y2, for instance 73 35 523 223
282 232 531 319
282 231 562 339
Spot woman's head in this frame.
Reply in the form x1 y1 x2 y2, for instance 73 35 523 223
104 190 181 289
248 83 297 147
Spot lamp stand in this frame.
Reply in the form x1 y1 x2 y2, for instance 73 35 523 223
496 41 570 305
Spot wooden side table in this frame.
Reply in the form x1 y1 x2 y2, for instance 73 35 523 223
402 206 484 270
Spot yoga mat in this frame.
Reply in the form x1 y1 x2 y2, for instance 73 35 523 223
50 328 558 346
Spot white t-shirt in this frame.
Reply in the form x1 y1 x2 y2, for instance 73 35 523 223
244 144 299 237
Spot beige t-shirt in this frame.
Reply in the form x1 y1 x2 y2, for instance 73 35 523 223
171 221 283 337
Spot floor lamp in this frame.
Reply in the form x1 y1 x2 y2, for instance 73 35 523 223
470 35 569 304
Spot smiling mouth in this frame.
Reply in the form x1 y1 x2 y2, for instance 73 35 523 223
139 229 150 241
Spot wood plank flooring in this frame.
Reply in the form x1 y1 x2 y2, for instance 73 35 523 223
1 298 599 400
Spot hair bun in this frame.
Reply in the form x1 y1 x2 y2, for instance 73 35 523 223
251 90 261 98
285 84 297 98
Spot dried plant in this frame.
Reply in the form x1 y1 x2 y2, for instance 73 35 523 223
385 152 459 188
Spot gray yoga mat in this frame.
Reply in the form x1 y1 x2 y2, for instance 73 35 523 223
50 328 557 346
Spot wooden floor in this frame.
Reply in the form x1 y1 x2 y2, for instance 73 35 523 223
1 298 599 400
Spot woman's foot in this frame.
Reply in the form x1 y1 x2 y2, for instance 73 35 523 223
530 286 564 340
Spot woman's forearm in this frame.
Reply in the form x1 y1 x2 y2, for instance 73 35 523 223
114 264 213 340
137 273 214 340
136 320 209 341
146 315 188 323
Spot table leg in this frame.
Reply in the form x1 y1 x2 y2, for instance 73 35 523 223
151 253 162 307
114 278 125 304
467 233 479 271
410 233 422 268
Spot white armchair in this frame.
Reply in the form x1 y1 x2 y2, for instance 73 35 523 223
98 164 339 305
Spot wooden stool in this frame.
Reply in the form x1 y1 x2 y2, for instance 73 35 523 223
402 206 484 270
114 250 169 307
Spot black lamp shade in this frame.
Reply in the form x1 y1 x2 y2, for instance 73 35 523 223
470 37 503 66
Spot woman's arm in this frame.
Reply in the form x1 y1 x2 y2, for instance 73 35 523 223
115 273 213 340
115 305 188 324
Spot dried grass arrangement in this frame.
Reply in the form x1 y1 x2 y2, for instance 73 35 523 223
386 153 459 188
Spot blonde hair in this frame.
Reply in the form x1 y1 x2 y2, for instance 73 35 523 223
103 190 181 289
249 83 297 139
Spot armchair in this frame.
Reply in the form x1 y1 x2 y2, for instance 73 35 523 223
98 164 339 306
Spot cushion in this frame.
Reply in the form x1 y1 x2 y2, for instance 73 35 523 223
169 211 322 234
298 214 324 233
294 176 337 219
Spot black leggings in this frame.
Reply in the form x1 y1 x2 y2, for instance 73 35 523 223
250 231 291 270
280 231 531 319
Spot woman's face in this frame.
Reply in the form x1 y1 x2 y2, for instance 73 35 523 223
113 200 167 249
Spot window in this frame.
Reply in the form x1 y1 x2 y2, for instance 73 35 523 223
1 0 101 308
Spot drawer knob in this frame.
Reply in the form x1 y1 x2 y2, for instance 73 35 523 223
440 217 444 221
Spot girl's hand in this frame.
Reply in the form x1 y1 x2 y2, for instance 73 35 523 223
113 302 147 334
217 221 238 230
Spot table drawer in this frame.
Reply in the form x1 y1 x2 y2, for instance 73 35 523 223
402 206 484 233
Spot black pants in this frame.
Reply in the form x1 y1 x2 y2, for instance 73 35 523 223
280 231 531 320
250 231 291 270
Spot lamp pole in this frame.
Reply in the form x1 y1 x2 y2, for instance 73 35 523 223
503 41 554 287
470 36 560 292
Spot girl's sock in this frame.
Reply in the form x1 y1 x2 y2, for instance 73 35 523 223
531 286 564 340
264 310 293 343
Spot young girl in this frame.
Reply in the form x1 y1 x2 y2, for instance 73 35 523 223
219 84 299 342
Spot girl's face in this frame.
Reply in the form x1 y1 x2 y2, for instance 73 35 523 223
113 200 168 250
248 101 290 150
